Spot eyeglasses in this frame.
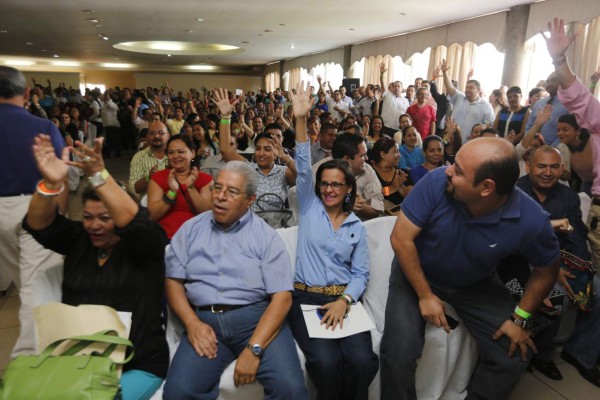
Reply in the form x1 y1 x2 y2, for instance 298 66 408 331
318 181 346 190
148 130 167 136
210 184 246 199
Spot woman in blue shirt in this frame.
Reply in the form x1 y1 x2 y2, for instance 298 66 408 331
288 82 379 400
398 125 425 169
409 135 445 185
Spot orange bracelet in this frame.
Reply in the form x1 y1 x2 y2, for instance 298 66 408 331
36 180 64 197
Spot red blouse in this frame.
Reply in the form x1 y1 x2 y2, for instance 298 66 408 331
151 168 213 238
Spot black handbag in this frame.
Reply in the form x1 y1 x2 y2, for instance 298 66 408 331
254 193 296 229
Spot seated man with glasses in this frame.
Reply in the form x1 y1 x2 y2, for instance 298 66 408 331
163 160 307 399
129 121 170 196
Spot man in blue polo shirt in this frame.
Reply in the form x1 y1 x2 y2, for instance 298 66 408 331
380 137 560 400
0 66 65 356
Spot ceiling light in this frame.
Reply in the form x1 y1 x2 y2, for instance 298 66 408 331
399 12 406 16
167 54 172 57
26 42 33 45
53 61 81 67
102 36 109 41
290 44 295 49
83 9 95 13
0 30 7 34
195 18 204 22
88 18 102 23
187 65 216 71
279 24 286 27
5 60 35 66
41 49 48 52
114 41 242 56
349 28 355 31
242 41 249 44
102 63 132 68
53 54 60 58
186 30 193 33
264 29 273 33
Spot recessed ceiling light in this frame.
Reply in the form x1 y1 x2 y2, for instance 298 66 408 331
195 18 204 22
83 9 95 13
0 30 7 34
186 30 193 33
279 24 286 27
399 12 406 16
26 42 33 45
349 28 355 31
187 65 216 71
114 41 243 56
53 61 80 67
5 60 35 66
242 41 249 44
264 29 273 33
290 44 295 49
167 54 172 57
88 18 102 23
102 63 132 68
53 54 60 58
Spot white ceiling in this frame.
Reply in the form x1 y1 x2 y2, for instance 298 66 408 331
0 0 534 72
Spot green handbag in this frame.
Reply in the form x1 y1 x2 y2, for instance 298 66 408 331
0 330 134 400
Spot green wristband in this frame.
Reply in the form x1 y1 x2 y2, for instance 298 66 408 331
167 190 177 200
220 119 231 125
514 305 531 320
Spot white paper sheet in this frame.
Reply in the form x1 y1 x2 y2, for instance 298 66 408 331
301 301 375 339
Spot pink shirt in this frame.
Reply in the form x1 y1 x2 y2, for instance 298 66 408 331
558 78 600 195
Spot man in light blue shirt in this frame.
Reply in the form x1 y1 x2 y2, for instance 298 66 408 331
525 72 567 146
163 156 307 399
440 59 495 143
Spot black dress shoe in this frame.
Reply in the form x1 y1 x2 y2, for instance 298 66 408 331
530 358 563 380
561 350 600 388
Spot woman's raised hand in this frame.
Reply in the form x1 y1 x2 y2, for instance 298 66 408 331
212 88 238 116
32 134 70 184
66 138 106 178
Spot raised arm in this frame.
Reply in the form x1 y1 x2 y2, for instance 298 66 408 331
379 62 388 93
542 18 577 90
441 59 456 97
290 81 315 143
521 104 552 149
213 88 245 162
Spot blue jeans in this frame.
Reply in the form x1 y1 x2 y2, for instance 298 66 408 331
380 259 527 400
288 290 379 400
564 275 600 369
163 300 307 400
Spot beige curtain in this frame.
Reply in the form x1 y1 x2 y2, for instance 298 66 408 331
363 55 395 87
287 68 302 92
567 16 600 97
265 72 280 92
428 42 476 92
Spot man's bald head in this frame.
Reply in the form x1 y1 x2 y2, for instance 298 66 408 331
462 138 519 195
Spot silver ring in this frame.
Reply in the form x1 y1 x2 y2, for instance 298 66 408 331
82 156 92 163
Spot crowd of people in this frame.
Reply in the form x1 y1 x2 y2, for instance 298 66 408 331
1 16 600 400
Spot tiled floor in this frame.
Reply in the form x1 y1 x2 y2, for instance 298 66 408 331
2 153 600 399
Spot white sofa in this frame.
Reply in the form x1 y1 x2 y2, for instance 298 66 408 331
32 216 478 400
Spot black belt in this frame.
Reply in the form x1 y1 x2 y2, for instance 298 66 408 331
593 196 600 207
0 192 33 197
195 304 246 313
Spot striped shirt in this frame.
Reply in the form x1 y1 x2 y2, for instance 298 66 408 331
165 210 293 306
250 163 288 212
128 147 168 193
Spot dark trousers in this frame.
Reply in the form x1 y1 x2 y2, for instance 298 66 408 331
288 290 379 400
380 258 527 400
103 126 121 158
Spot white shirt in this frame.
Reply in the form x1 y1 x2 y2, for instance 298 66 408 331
381 91 409 130
326 98 349 123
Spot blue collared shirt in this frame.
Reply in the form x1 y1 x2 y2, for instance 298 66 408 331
449 92 496 143
525 95 568 146
294 141 370 301
165 210 293 306
399 144 424 169
402 168 560 288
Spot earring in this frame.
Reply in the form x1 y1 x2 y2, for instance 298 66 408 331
345 193 351 204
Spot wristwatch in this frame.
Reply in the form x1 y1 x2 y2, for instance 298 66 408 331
510 314 531 330
246 343 263 357
88 169 110 188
